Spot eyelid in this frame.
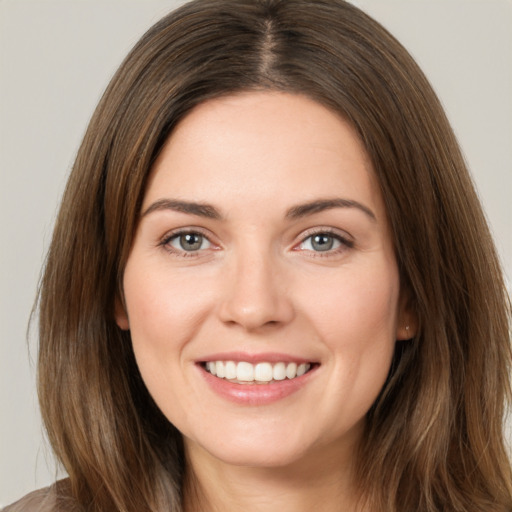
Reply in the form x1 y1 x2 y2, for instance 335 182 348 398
159 227 219 256
297 226 353 243
293 227 354 254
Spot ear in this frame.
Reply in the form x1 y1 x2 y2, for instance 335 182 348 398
115 295 130 331
396 290 418 341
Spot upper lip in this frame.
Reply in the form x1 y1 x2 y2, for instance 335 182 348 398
198 351 318 365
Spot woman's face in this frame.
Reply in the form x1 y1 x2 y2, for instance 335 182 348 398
117 91 412 469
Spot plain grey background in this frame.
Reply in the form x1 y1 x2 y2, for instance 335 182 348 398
1 0 511 506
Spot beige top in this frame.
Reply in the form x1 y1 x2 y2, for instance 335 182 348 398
3 488 55 512
2 482 71 512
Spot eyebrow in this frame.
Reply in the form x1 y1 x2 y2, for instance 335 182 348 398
285 198 376 221
142 197 376 222
142 199 222 219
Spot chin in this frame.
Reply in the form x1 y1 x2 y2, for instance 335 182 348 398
186 424 338 471
208 443 309 469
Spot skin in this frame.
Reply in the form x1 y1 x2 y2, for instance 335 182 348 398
116 91 415 511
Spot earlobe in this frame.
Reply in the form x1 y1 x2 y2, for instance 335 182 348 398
115 297 130 330
396 322 416 340
396 291 418 340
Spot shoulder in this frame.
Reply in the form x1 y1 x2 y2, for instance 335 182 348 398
3 487 55 512
2 480 76 512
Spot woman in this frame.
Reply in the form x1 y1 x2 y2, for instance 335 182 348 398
5 0 511 511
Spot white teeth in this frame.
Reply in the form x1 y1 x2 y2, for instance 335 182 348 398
236 361 254 381
216 361 225 378
225 361 237 379
273 362 286 381
286 362 298 379
206 361 216 376
254 362 273 382
297 363 307 377
205 360 312 382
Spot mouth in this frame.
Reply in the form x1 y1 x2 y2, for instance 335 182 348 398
201 360 316 385
197 354 319 405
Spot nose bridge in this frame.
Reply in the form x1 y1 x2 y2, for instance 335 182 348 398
218 237 294 330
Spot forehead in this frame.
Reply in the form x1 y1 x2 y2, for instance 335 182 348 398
143 91 384 220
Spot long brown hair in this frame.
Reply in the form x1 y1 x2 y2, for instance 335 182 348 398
38 1 512 510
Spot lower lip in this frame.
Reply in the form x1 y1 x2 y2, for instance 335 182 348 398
198 364 318 405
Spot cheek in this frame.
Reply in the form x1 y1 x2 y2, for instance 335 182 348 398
123 263 214 350
302 263 400 347
298 264 400 432
121 263 215 422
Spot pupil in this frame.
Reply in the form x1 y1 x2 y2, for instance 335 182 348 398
180 233 202 251
312 234 333 251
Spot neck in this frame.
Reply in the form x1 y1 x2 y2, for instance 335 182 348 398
182 439 365 512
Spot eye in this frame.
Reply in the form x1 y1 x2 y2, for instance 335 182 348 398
296 230 353 255
166 231 212 252
300 233 341 252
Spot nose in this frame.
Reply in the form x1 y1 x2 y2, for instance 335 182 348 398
218 249 295 331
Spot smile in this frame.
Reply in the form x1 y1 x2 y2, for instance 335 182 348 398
204 361 312 384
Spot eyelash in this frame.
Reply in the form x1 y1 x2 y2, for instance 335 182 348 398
294 228 354 257
159 228 215 258
159 227 353 258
